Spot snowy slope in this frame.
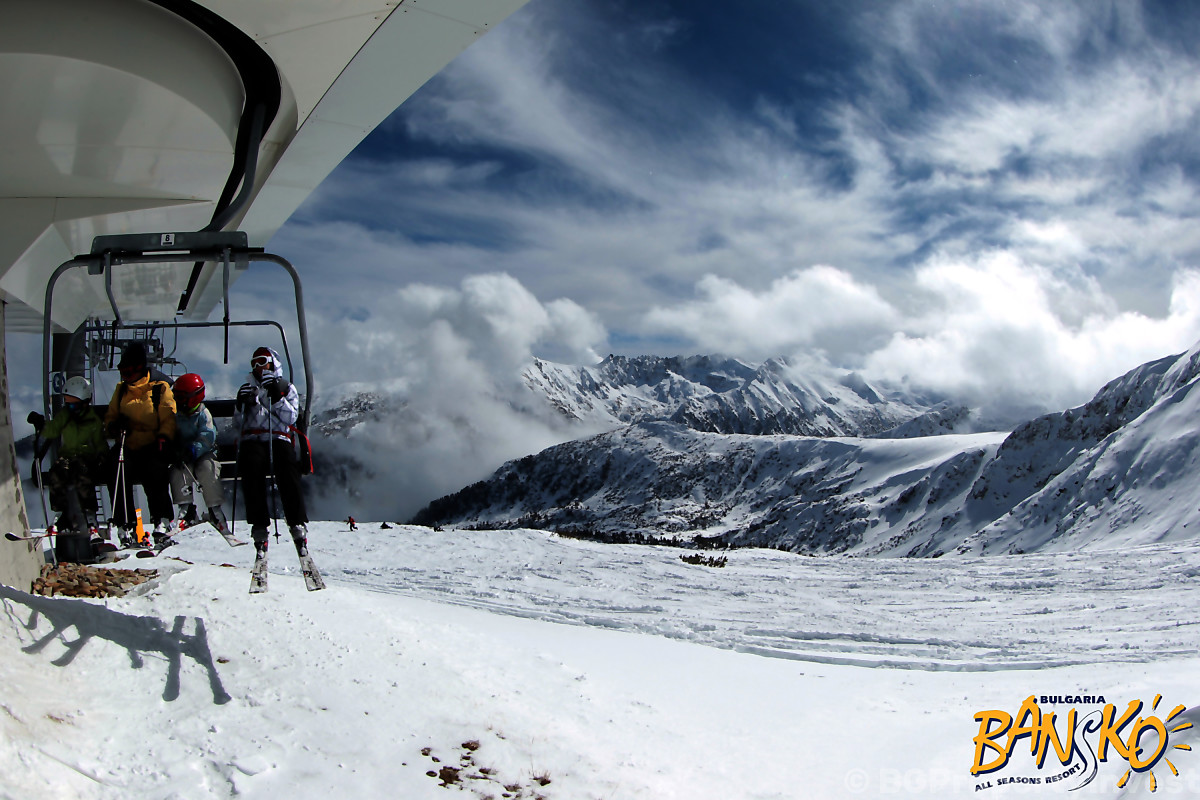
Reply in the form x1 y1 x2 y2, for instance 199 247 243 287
413 422 1007 556
2 524 1198 799
963 347 1200 553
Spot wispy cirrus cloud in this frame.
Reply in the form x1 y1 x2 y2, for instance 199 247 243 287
276 0 1200 420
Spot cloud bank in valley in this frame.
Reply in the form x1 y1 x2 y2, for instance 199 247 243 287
304 273 609 520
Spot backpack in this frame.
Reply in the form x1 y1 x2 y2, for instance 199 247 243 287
289 424 313 475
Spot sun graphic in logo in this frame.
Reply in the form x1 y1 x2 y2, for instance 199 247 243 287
1117 695 1193 792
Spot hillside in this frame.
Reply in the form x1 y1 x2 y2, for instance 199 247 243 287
301 354 957 521
414 344 1200 556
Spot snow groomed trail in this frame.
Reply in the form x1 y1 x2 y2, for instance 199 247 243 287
333 525 1200 670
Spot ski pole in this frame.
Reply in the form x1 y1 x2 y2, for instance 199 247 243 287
267 391 280 543
177 457 198 500
29 439 58 565
114 429 130 543
31 432 53 533
231 414 245 538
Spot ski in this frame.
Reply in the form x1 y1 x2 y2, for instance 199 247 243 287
5 531 53 542
192 512 248 547
132 536 176 559
249 553 268 593
298 553 325 592
215 527 248 548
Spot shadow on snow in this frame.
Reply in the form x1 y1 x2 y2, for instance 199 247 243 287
0 584 231 705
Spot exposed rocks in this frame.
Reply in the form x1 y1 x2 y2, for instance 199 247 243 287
31 563 157 598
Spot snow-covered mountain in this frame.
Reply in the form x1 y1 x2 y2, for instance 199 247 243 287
413 343 1200 556
301 354 961 520
524 354 940 436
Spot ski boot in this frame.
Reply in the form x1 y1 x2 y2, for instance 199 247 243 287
152 520 176 550
289 523 309 556
289 524 325 591
251 525 269 556
249 525 270 593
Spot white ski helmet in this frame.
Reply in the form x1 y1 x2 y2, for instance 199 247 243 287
61 375 92 402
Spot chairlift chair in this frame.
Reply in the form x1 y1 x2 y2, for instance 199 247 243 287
39 231 316 533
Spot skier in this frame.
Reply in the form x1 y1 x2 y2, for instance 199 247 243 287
29 376 107 536
347 515 357 531
168 373 239 545
104 342 177 546
234 346 310 560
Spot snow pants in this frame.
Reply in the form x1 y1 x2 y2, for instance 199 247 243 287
46 455 102 533
170 455 224 509
108 445 174 527
237 438 307 529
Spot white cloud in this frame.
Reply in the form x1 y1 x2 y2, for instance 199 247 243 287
302 273 608 520
275 0 1200 433
643 266 899 361
641 252 1200 417
863 254 1200 413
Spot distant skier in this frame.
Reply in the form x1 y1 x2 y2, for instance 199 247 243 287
105 342 177 546
29 375 107 536
347 515 357 531
169 373 238 544
234 346 309 559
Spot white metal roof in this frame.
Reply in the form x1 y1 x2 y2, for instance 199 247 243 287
0 0 529 332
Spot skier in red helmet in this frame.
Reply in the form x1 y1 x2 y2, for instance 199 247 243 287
169 373 240 546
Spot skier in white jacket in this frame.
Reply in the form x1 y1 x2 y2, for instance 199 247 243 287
233 346 309 557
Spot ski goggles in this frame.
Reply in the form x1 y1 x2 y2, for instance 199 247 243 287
250 355 274 369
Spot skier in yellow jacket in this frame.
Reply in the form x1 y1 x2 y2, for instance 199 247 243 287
104 342 178 546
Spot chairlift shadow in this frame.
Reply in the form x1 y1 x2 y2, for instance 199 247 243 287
0 584 231 705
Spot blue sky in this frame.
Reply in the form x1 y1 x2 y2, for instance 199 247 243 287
263 0 1200 420
12 0 1200 519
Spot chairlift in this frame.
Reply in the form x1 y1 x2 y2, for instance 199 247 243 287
41 230 313 432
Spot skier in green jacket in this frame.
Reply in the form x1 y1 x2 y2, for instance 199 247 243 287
31 375 108 534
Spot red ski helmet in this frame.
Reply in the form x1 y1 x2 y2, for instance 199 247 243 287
174 373 205 410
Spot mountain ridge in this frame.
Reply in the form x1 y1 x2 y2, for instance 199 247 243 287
410 344 1200 556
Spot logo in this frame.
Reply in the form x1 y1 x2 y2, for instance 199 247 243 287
970 694 1193 792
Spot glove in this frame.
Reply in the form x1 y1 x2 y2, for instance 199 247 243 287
107 417 131 438
261 377 288 403
236 383 257 411
188 441 205 461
